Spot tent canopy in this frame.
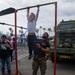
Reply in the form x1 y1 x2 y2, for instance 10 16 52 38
0 7 15 16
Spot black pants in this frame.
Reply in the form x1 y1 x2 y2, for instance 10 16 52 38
10 50 13 62
27 34 36 56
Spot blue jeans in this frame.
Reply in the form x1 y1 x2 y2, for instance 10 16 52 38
1 57 11 72
12 50 15 60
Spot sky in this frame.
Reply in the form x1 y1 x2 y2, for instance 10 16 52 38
0 0 75 36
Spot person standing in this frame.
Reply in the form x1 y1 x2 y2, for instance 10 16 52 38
8 37 13 62
32 32 50 75
27 6 39 60
0 35 11 75
12 37 16 61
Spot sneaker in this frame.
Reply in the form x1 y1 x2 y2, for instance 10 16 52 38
2 72 5 75
8 71 11 75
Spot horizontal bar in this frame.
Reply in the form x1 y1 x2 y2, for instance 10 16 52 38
17 2 57 11
0 22 27 29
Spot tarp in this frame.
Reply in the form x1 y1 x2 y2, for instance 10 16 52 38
0 7 15 16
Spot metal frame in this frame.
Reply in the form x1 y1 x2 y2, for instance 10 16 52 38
14 2 57 75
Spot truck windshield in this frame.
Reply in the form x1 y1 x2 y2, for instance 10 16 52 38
58 32 75 42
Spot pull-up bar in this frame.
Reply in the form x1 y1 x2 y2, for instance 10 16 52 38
0 2 56 16
17 2 56 11
0 2 57 75
14 2 57 75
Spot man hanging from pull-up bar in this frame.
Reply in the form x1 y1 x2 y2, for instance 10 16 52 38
27 6 39 60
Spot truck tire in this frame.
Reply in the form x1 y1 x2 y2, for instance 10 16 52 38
50 52 54 62
50 52 59 63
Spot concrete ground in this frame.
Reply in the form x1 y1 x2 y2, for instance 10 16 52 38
0 47 52 75
1 47 75 75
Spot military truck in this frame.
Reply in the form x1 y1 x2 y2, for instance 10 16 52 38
50 20 75 62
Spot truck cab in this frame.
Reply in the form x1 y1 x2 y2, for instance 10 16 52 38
50 20 75 62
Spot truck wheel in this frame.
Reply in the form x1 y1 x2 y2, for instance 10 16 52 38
56 57 59 63
50 53 59 63
50 53 54 62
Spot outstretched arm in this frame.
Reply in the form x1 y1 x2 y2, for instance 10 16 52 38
35 6 40 21
27 7 30 21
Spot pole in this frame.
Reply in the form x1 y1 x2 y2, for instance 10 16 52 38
54 2 57 75
17 2 56 11
14 10 22 75
14 10 19 75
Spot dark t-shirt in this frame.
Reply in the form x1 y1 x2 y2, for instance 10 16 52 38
0 41 11 58
34 39 50 57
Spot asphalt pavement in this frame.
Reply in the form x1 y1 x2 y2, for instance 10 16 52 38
0 47 52 75
0 47 75 75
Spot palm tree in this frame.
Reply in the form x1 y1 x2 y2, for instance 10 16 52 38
48 28 51 36
19 30 23 34
6 32 10 36
43 28 46 32
19 29 24 45
35 28 39 36
39 26 42 36
9 27 13 36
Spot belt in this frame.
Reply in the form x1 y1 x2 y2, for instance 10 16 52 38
38 56 45 58
38 57 46 60
28 33 35 35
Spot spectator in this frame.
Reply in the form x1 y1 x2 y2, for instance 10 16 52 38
0 35 11 75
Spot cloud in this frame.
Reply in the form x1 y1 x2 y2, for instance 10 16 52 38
63 0 75 3
0 0 75 34
58 1 75 16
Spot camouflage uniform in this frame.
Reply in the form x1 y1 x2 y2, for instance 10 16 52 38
32 34 50 75
32 57 47 75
